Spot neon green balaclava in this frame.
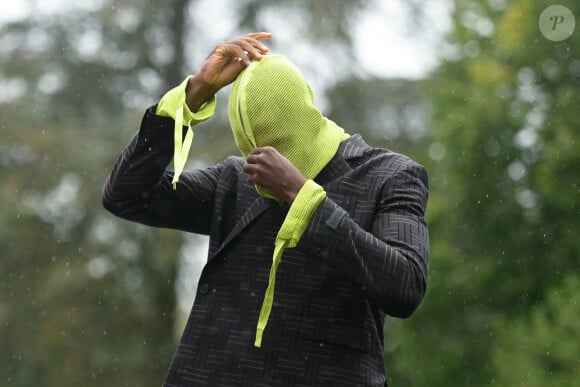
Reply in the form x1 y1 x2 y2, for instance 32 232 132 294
228 54 349 347
228 54 348 196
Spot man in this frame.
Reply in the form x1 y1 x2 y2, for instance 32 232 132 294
103 32 429 386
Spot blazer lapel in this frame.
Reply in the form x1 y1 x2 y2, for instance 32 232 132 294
209 192 274 261
208 135 368 261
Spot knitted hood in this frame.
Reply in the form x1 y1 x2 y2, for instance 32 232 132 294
228 54 347 196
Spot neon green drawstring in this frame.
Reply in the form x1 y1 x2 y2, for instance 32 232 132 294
254 179 327 347
156 76 216 189
172 105 194 190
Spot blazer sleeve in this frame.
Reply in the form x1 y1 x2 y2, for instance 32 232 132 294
299 161 430 318
102 106 223 234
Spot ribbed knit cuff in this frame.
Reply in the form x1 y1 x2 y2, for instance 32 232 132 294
156 75 216 125
156 76 217 189
278 180 326 244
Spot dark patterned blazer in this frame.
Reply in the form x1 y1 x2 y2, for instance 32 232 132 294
102 107 430 386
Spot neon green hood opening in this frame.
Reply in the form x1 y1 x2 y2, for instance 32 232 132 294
228 54 348 196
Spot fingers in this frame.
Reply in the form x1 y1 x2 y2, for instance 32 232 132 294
245 151 262 169
242 161 259 185
244 32 273 52
244 147 272 179
235 39 265 63
246 147 275 163
243 145 306 202
214 33 272 65
246 32 273 41
243 164 255 176
215 43 253 66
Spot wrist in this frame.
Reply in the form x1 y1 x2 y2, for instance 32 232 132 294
185 76 215 113
285 176 307 203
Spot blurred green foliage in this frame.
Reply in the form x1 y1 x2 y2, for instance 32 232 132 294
1 0 578 386
385 0 580 385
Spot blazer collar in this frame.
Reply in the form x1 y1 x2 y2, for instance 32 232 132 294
314 134 369 186
339 134 371 159
209 134 370 261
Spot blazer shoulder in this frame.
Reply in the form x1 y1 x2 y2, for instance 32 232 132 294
344 135 421 169
357 145 426 176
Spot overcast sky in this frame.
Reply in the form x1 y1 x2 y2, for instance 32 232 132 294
1 0 451 80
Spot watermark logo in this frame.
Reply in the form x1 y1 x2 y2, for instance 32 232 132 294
539 5 575 41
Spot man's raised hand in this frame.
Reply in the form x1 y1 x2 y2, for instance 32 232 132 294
185 32 272 112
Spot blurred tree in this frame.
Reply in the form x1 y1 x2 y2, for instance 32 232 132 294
1 1 193 385
386 0 580 385
326 76 431 159
492 274 580 386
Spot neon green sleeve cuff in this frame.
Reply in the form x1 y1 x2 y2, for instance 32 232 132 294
278 180 327 243
156 76 216 125
155 76 216 189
